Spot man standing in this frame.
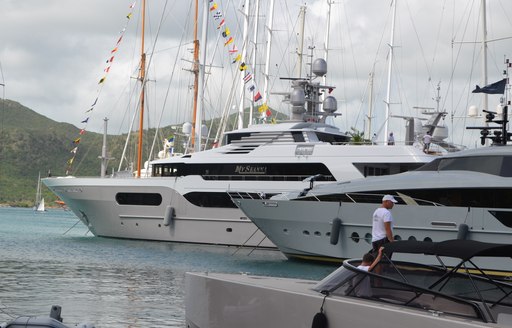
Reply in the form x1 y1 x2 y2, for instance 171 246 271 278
371 194 398 253
387 132 395 145
423 131 432 153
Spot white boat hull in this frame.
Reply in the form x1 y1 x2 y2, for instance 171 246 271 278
234 197 512 269
43 176 276 247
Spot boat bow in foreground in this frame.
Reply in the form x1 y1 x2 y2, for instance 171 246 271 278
186 239 512 328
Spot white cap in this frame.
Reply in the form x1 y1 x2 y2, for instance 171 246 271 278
382 194 398 203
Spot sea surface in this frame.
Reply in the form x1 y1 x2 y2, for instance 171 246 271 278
0 207 337 327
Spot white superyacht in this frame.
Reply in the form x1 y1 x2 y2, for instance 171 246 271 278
43 59 451 248
230 106 512 260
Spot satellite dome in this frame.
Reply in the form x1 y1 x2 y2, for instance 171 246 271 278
290 88 305 106
322 96 337 113
182 122 192 135
312 58 327 77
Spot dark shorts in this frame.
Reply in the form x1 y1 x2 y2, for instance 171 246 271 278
372 237 390 253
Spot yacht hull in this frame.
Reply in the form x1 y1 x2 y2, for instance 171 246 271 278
185 272 502 328
234 198 512 269
44 176 275 247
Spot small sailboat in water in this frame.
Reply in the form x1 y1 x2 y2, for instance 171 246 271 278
34 172 45 212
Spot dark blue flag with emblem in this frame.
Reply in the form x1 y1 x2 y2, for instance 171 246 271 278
472 78 507 94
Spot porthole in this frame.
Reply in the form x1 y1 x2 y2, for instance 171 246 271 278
314 231 321 236
326 232 331 237
394 235 402 241
408 236 416 241
351 232 360 243
226 228 232 232
303 230 310 235
424 237 433 242
283 228 289 234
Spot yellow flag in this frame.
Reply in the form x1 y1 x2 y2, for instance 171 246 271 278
258 103 268 113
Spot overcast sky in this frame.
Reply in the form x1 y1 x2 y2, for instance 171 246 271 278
1 0 511 146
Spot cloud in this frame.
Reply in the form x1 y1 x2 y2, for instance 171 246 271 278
1 0 511 149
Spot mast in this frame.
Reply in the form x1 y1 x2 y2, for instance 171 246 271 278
249 0 260 125
238 0 250 130
136 0 146 177
191 0 200 150
384 0 397 145
262 0 275 104
194 0 209 152
100 118 113 178
481 0 489 142
367 72 374 140
323 1 333 87
296 6 306 78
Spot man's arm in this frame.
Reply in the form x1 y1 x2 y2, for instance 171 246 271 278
384 221 393 242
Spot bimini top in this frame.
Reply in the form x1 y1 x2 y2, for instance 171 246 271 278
383 239 512 261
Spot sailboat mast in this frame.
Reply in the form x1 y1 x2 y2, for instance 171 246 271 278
249 0 260 125
136 0 147 178
323 1 333 86
481 0 489 138
238 0 250 130
384 0 397 145
191 0 200 151
262 0 275 104
195 0 209 152
296 6 306 78
35 171 41 206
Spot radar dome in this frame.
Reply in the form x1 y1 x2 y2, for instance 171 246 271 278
322 96 337 113
182 122 192 135
290 88 305 106
312 58 327 77
468 105 479 117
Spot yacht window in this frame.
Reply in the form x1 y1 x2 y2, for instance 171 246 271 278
115 193 162 206
183 192 238 208
292 131 305 142
316 132 351 144
153 162 335 181
420 155 512 177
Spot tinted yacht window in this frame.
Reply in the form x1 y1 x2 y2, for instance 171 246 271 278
418 155 512 177
439 156 504 176
116 193 162 206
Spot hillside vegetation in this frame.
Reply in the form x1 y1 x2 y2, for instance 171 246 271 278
0 99 285 206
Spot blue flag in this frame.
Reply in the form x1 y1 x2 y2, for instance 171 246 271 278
472 78 507 94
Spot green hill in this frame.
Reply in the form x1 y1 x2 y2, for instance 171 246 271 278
0 99 286 207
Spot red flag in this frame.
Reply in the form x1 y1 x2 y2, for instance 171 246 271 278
254 92 262 102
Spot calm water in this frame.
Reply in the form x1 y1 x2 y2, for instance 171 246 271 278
0 207 337 327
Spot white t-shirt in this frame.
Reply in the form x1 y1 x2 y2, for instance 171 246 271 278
371 207 393 242
423 134 432 144
357 265 370 271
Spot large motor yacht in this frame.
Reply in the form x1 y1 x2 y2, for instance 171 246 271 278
230 110 512 261
43 59 450 247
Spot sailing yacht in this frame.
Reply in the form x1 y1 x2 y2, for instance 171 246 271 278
34 172 45 212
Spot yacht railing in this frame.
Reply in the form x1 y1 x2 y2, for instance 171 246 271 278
228 190 445 207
